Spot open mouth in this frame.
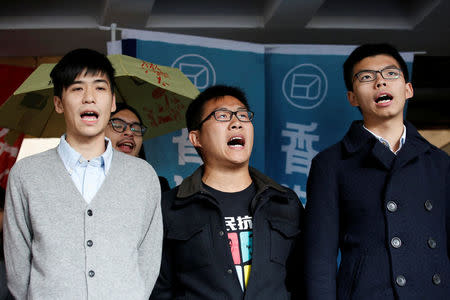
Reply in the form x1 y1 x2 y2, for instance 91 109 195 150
375 93 393 104
227 136 245 148
80 111 99 121
117 140 135 153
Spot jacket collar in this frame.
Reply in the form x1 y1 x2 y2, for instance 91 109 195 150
176 165 289 205
342 120 432 170
342 120 377 154
395 121 433 169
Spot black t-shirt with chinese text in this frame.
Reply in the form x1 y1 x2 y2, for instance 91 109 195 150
203 182 256 292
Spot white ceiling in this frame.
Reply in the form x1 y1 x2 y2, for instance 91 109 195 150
1 0 450 57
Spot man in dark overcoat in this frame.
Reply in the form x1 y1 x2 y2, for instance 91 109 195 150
150 85 304 300
303 43 450 300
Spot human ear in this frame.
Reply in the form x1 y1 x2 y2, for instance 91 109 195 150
347 91 359 107
188 130 201 148
405 82 414 100
110 94 116 112
53 96 64 114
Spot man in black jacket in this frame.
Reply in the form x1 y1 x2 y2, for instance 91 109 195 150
150 85 304 300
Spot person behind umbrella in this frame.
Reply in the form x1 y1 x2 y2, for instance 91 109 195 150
150 85 304 300
105 102 170 192
3 48 163 299
303 43 450 300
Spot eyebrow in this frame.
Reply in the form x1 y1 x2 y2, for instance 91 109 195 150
384 64 400 69
356 64 400 73
71 79 110 86
110 117 141 124
215 106 248 110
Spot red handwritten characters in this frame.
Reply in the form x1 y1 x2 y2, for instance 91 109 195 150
143 87 186 128
140 62 170 87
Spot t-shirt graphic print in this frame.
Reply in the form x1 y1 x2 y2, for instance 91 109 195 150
225 215 253 290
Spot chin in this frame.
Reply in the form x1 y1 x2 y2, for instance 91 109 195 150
227 157 250 167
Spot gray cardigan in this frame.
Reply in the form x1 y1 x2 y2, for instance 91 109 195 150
4 148 163 300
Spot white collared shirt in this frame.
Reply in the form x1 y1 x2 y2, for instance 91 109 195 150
363 125 407 155
57 135 113 203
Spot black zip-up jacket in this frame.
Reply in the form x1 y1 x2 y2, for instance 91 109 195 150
150 166 304 300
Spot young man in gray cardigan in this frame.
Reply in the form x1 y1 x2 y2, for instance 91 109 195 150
4 49 163 299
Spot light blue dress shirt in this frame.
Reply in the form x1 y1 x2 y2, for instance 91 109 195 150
363 125 406 155
57 135 113 203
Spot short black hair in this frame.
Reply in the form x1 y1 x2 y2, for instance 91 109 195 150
185 85 250 132
111 102 145 125
50 48 115 98
343 43 410 91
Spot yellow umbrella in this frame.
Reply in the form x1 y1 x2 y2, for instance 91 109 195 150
0 54 199 139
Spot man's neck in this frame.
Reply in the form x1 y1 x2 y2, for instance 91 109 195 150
202 163 252 193
363 117 405 152
65 133 106 160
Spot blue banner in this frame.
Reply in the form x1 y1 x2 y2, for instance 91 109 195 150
265 45 359 204
108 32 413 199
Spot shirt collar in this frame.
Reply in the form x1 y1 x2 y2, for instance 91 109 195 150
102 138 113 174
57 134 113 174
363 124 407 154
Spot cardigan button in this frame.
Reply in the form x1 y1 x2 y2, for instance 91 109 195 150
88 270 95 278
387 201 397 212
424 200 433 211
87 240 93 247
433 274 441 285
391 237 402 248
219 231 224 236
227 269 233 274
396 275 406 287
87 209 93 216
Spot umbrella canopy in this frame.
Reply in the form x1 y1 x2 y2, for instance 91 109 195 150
0 54 199 139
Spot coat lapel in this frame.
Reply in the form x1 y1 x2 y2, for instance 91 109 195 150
343 120 394 170
393 122 431 170
370 142 396 170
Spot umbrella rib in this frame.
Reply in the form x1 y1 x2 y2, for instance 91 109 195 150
118 56 130 76
115 81 128 105
39 109 56 137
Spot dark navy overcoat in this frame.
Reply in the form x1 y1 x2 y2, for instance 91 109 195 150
303 120 450 300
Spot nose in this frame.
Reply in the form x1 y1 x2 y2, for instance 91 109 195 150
82 86 95 104
229 113 242 129
123 126 134 136
375 72 387 88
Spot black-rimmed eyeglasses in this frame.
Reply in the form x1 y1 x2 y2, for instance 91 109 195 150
109 118 147 136
196 109 254 129
353 67 402 83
